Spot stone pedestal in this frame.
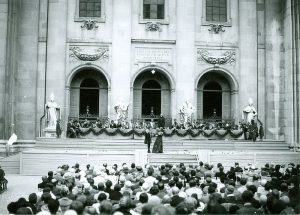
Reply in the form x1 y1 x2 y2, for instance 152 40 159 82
44 127 56 138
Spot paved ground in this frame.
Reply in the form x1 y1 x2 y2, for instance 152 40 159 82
0 174 40 214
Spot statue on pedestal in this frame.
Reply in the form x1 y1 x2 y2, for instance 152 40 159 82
179 101 196 126
114 102 129 123
243 98 257 124
45 93 60 129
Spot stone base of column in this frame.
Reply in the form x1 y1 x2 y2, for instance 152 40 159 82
44 127 57 138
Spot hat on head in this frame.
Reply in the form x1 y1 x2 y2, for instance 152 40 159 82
59 198 72 207
142 182 150 192
119 175 126 183
125 181 132 188
226 185 235 194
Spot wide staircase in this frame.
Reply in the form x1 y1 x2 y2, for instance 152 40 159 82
1 137 299 175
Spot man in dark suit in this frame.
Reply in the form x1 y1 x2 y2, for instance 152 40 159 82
144 129 151 153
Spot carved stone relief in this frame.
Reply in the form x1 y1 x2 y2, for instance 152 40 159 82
69 46 108 62
208 24 225 34
145 22 162 32
197 49 236 65
81 19 99 30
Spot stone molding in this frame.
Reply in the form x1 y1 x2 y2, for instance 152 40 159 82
197 49 236 65
145 22 162 32
81 19 99 30
208 24 225 34
69 46 108 61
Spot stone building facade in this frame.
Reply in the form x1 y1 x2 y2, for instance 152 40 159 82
0 0 299 149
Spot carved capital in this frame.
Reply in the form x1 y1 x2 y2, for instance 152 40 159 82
197 49 236 65
81 19 99 30
69 47 108 61
208 24 225 34
145 22 162 32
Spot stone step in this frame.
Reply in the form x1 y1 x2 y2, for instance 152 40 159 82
148 153 198 166
0 154 20 174
35 138 288 151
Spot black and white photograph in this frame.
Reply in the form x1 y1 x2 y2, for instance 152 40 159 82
0 0 299 214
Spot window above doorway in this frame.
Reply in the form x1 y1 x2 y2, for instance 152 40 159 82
75 0 106 23
202 0 232 27
139 0 169 24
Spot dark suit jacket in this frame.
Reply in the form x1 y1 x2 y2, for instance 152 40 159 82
144 132 151 144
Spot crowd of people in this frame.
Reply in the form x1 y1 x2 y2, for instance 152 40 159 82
6 161 300 215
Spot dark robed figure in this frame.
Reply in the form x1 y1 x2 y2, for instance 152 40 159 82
152 128 163 153
144 129 151 153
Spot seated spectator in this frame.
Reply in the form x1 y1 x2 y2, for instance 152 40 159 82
236 190 260 214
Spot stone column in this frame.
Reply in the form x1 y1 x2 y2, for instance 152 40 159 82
14 0 39 139
257 0 266 129
176 0 195 120
291 0 300 150
0 0 9 139
36 0 48 136
111 0 131 118
265 0 285 140
238 0 258 118
45 0 67 127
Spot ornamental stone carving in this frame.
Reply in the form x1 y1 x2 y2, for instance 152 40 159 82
208 24 225 34
197 49 236 65
145 22 162 32
69 47 108 61
81 19 99 30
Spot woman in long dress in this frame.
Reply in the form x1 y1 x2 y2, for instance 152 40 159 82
152 128 164 153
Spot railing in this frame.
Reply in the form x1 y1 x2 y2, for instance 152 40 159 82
68 116 109 125
132 116 172 128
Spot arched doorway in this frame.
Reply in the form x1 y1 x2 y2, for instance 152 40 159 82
203 81 222 119
80 79 99 117
133 69 171 119
197 71 232 120
69 68 108 118
142 80 161 116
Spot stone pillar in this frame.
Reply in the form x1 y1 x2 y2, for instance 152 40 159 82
238 0 258 118
291 0 300 150
14 0 39 139
265 0 285 140
111 0 131 118
257 0 266 130
0 0 9 139
36 0 48 136
176 0 195 120
45 0 67 127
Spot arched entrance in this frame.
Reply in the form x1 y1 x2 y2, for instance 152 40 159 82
133 69 171 119
197 71 232 120
80 79 99 117
69 68 108 118
142 80 161 116
203 81 222 119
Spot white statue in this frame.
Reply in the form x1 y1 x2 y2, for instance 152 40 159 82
45 93 60 128
114 103 129 123
243 98 257 123
179 101 196 126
